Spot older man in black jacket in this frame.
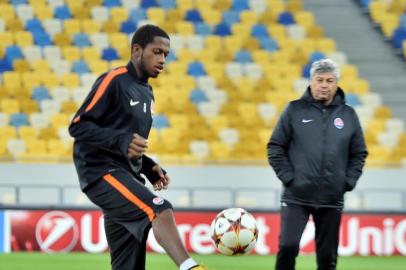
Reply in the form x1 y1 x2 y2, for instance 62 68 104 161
267 59 368 270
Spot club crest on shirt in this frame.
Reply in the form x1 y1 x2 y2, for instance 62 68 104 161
334 117 344 129
153 197 164 205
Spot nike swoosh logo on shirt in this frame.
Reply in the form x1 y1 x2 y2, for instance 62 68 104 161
130 100 140 106
302 119 313 123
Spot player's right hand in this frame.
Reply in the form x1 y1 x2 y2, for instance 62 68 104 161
128 133 148 159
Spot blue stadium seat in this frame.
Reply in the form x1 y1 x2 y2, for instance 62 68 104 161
392 27 406 49
32 87 51 102
102 47 119 61
33 31 52 46
5 46 24 62
166 49 177 63
103 0 122 7
0 59 13 72
188 62 206 77
120 20 137 34
346 93 362 107
152 114 169 129
232 0 249 12
157 0 176 9
10 0 27 5
359 0 371 8
73 33 91 47
72 60 90 74
223 11 240 26
278 11 296 25
54 6 72 20
141 0 158 8
259 37 278 51
214 22 232 36
251 24 269 39
10 113 29 127
302 63 312 78
309 51 326 63
195 22 212 36
189 88 208 104
25 18 44 33
129 8 147 23
185 9 203 23
234 50 252 63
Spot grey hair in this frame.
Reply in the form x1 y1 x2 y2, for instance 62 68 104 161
310 59 340 79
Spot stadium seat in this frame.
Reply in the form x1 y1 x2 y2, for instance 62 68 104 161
10 113 29 127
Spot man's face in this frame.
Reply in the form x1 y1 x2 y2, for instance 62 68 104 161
310 72 338 105
132 36 170 78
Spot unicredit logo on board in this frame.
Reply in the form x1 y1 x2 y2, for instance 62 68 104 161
35 211 79 253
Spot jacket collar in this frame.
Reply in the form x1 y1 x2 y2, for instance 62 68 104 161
301 86 346 107
126 61 149 84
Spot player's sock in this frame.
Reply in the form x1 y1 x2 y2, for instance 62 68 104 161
179 258 198 270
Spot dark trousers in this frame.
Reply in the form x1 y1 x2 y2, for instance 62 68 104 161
275 203 342 270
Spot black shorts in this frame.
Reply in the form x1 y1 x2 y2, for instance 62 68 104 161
85 169 172 270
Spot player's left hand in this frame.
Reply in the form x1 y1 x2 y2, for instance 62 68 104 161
152 164 170 191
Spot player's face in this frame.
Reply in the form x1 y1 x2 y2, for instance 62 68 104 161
310 72 338 105
133 36 170 79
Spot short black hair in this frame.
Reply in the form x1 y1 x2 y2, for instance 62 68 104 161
131 24 170 49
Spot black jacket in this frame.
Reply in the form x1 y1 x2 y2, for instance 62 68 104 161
69 62 164 191
267 87 368 207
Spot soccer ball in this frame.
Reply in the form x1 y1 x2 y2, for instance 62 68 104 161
210 208 258 255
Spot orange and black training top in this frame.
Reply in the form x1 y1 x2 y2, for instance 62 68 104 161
69 62 164 191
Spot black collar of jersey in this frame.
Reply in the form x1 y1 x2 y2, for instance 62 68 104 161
126 61 149 85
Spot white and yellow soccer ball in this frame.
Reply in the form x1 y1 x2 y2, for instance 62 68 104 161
210 208 258 255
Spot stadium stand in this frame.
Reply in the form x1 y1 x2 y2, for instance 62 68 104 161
0 0 405 168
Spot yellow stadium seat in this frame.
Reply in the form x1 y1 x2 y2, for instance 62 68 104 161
0 4 15 21
64 19 82 35
286 0 303 12
13 59 31 73
0 126 17 140
81 19 101 34
41 72 60 88
213 0 232 11
3 72 22 89
374 106 392 119
177 0 193 12
53 32 72 47
30 59 51 72
0 139 7 157
200 9 222 25
7 87 31 100
109 33 129 49
20 99 39 114
0 32 13 47
340 64 359 79
242 37 260 50
33 5 53 20
81 47 101 61
71 6 90 19
18 126 37 140
117 46 130 60
267 24 287 40
61 100 78 114
60 73 80 88
147 7 166 25
168 114 190 130
14 31 34 47
195 0 212 10
6 18 24 31
205 35 222 51
315 38 336 54
231 23 252 39
86 0 103 7
110 7 128 23
294 10 315 29
381 16 399 38
176 22 195 35
209 141 232 161
47 139 68 156
21 72 42 88
39 127 58 140
62 46 81 61
1 99 20 114
50 113 70 129
88 60 109 74
223 36 243 54
167 9 184 22
25 138 48 155
110 60 127 68
240 10 259 24
306 25 324 38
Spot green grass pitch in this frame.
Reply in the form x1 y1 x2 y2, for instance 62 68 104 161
0 253 405 270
